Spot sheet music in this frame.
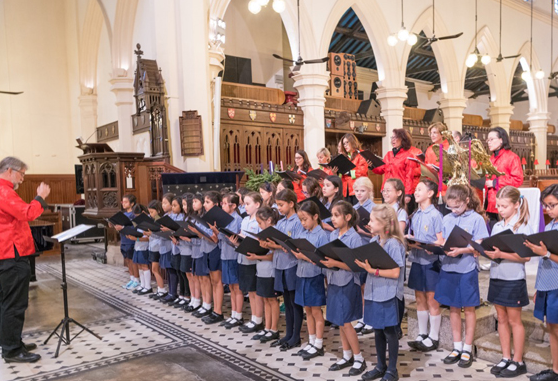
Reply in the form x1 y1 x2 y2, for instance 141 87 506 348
51 224 95 243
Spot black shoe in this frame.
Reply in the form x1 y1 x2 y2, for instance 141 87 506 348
280 340 301 352
3 351 41 363
184 304 200 313
380 370 399 381
174 299 189 308
490 358 512 375
132 288 142 294
223 284 230 294
167 298 181 306
252 330 267 340
407 334 428 350
224 318 244 329
270 338 286 348
354 321 365 333
193 308 212 318
361 326 374 335
499 362 527 378
529 369 558 381
148 292 158 299
296 348 308 356
329 357 354 371
442 349 462 365
22 342 37 352
138 288 153 295
202 312 224 325
239 322 263 333
219 318 231 326
415 337 439 352
458 350 474 368
260 331 279 343
152 292 167 300
301 345 324 360
324 320 332 326
159 294 175 303
362 367 387 381
348 359 367 376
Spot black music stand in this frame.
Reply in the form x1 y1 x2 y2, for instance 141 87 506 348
43 224 102 357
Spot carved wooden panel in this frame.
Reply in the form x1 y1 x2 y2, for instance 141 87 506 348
179 110 204 156
15 175 80 204
265 130 282 166
548 136 558 169
221 124 243 172
96 121 119 143
243 127 263 174
283 129 303 169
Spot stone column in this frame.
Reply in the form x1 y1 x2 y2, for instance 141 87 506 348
488 103 514 131
439 97 467 133
209 44 225 171
375 86 407 156
292 64 330 168
528 111 550 170
110 74 134 152
78 93 98 142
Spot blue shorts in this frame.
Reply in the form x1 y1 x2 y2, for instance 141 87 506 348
408 262 440 293
295 274 326 307
488 279 529 308
434 269 480 308
132 250 150 265
180 255 193 274
238 264 257 292
364 298 400 330
159 251 172 269
534 289 558 324
193 254 210 277
207 246 222 272
148 250 160 263
274 266 298 292
221 259 239 285
171 254 182 271
257 276 279 298
121 244 135 260
326 281 362 326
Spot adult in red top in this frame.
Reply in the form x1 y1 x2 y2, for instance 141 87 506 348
0 157 50 363
424 122 450 196
372 128 417 203
293 150 312 202
485 127 524 225
336 133 369 204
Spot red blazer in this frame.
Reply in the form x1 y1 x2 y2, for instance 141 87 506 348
372 148 416 195
341 152 369 197
486 149 523 214
0 178 45 260
293 167 312 202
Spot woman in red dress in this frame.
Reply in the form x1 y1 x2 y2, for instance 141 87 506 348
293 150 312 202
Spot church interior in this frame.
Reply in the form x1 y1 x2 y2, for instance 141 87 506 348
1 0 558 380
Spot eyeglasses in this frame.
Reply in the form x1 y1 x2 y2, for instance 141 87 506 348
445 203 465 211
12 169 25 177
486 138 500 143
381 189 393 194
543 203 558 210
390 136 399 140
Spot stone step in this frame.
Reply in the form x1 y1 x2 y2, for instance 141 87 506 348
476 332 552 375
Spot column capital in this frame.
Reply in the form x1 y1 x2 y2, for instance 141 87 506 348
375 86 407 116
292 65 330 108
109 77 134 106
439 97 468 109
527 111 551 125
488 103 514 131
208 44 225 80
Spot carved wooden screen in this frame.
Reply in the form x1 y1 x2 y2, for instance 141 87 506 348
221 124 243 172
283 129 303 169
548 136 558 169
243 127 263 174
509 130 536 170
151 106 165 156
265 130 282 166
179 111 203 156
403 121 431 154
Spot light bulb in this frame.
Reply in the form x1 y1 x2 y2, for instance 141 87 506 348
257 0 270 5
387 35 398 47
407 34 418 46
248 0 261 14
521 71 531 81
220 35 226 44
272 0 286 13
466 53 478 68
481 54 491 65
535 69 545 79
397 27 409 41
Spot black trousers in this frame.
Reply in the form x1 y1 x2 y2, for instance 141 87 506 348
0 249 30 355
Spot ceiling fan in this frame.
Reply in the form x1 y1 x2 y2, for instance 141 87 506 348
272 0 328 72
0 91 23 95
495 0 519 62
415 0 463 48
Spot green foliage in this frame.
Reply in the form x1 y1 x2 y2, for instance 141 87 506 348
244 168 281 192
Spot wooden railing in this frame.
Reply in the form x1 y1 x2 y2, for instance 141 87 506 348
16 174 80 204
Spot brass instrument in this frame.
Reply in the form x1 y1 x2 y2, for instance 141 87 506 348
431 131 504 187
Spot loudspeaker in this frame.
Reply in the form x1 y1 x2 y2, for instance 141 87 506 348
357 99 381 117
223 55 252 85
404 81 418 107
328 53 345 76
330 75 344 98
74 164 84 194
423 108 444 123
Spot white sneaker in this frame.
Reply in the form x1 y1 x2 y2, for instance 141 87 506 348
127 280 140 290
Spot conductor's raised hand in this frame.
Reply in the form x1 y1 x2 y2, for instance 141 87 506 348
37 182 51 199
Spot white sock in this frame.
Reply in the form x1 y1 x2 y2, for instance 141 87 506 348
463 343 473 353
157 287 165 293
309 334 316 346
352 353 364 368
202 302 212 310
314 338 323 349
429 314 442 341
253 315 263 324
343 349 353 360
235 311 242 320
192 298 201 308
134 277 140 283
142 271 149 288
130 275 134 281
417 310 429 336
453 341 463 352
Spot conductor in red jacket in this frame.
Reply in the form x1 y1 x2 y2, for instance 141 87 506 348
485 127 524 227
0 157 50 363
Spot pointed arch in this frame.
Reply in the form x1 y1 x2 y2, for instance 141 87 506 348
460 25 509 105
80 0 105 93
111 0 139 75
509 41 546 113
318 0 399 86
400 6 461 98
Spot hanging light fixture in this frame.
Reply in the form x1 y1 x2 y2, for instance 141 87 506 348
387 35 398 46
249 0 284 14
466 0 492 68
248 0 262 14
388 0 416 46
407 33 418 46
272 0 286 13
257 0 270 6
523 0 544 81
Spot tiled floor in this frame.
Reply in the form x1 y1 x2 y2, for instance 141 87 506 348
0 252 531 381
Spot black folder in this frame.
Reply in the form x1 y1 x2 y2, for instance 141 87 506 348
132 213 153 226
276 170 303 181
335 241 399 273
321 154 356 175
359 150 385 169
240 211 249 219
356 207 371 230
442 225 472 252
306 169 329 181
316 239 347 261
218 227 244 244
121 226 143 238
153 230 174 240
136 220 161 232
173 227 198 239
470 177 487 191
481 229 513 252
525 230 558 254
183 219 213 240
189 214 210 229
202 206 234 228
108 211 133 227
157 215 181 231
299 196 332 220
247 226 291 245
235 236 270 256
